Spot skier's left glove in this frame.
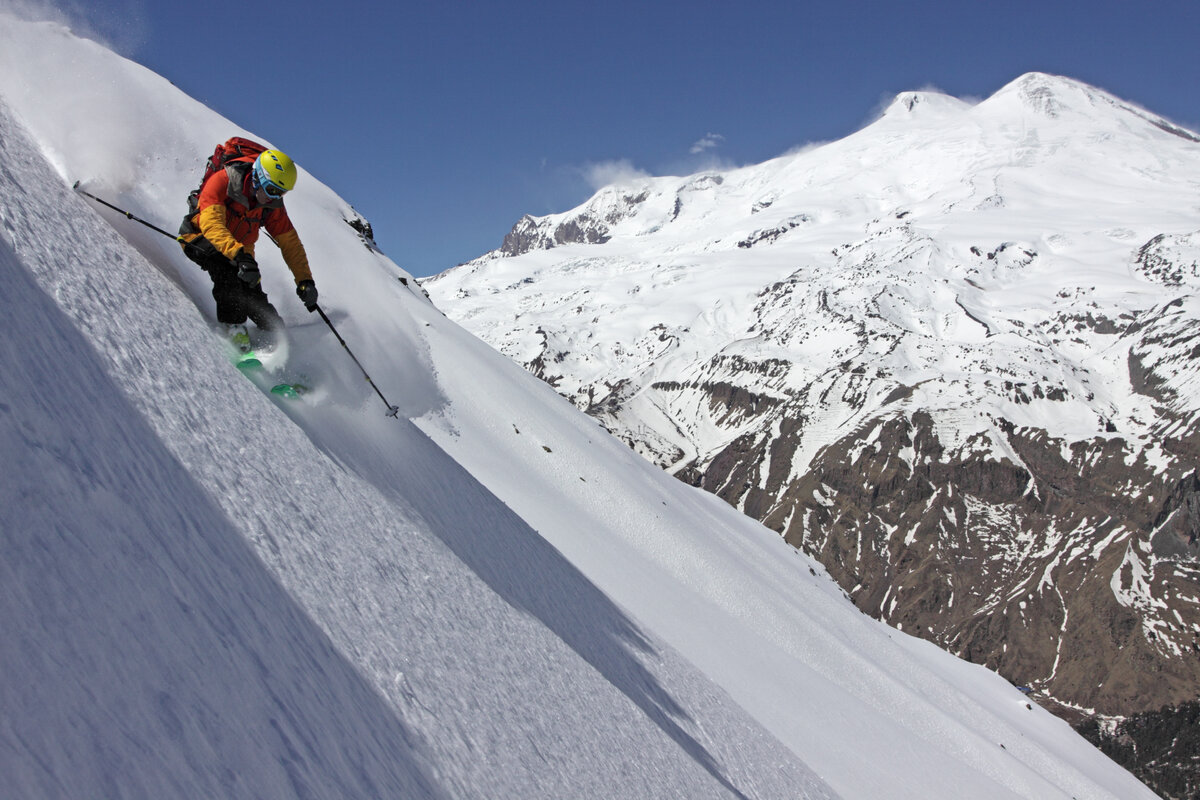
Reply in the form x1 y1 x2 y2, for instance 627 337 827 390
234 251 260 286
296 279 319 312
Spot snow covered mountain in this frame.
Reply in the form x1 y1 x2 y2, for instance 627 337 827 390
0 14 1159 799
426 72 1200 729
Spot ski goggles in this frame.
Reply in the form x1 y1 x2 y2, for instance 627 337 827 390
253 162 288 198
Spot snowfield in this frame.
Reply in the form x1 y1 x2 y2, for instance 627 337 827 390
0 14 1156 799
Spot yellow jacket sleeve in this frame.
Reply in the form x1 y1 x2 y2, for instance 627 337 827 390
275 228 312 284
197 204 248 262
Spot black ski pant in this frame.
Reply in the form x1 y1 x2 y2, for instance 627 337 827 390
185 238 283 331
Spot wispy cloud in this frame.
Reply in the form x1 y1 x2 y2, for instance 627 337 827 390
580 159 651 190
689 132 725 155
779 140 828 158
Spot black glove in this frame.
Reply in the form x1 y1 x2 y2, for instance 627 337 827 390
296 279 319 312
234 251 260 286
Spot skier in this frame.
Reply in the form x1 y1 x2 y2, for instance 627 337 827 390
179 146 319 335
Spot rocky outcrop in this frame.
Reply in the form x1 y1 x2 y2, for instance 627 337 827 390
499 189 652 256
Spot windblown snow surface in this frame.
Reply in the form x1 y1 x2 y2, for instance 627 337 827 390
0 14 1155 800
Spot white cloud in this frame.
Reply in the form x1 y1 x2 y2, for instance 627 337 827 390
689 132 725 155
580 159 651 190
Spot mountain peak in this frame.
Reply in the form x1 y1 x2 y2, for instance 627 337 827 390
991 71 1105 117
878 89 972 121
877 73 1116 123
982 71 1200 141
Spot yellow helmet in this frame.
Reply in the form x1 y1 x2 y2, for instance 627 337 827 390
252 149 298 197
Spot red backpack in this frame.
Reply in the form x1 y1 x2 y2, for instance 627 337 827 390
181 137 268 233
196 137 267 189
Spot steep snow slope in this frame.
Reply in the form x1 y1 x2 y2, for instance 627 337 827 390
427 72 1200 718
0 15 1156 799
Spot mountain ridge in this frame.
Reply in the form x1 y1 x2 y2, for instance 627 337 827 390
478 72 1197 267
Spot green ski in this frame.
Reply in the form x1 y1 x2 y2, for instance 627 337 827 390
225 327 309 399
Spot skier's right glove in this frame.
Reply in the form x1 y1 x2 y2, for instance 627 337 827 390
296 279 319 312
234 251 260 286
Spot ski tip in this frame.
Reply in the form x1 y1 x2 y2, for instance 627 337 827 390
270 383 310 399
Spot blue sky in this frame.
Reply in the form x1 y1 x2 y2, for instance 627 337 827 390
45 0 1200 276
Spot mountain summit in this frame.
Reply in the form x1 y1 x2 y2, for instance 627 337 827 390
428 72 1200 728
878 88 972 121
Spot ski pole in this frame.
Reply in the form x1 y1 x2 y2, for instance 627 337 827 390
73 182 187 244
315 304 400 418
72 182 208 258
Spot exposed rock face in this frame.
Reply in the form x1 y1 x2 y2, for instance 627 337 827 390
427 73 1200 722
687 404 1200 714
344 208 380 251
500 189 652 256
1077 701 1200 800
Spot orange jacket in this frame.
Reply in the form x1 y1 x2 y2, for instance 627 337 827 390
187 164 312 284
